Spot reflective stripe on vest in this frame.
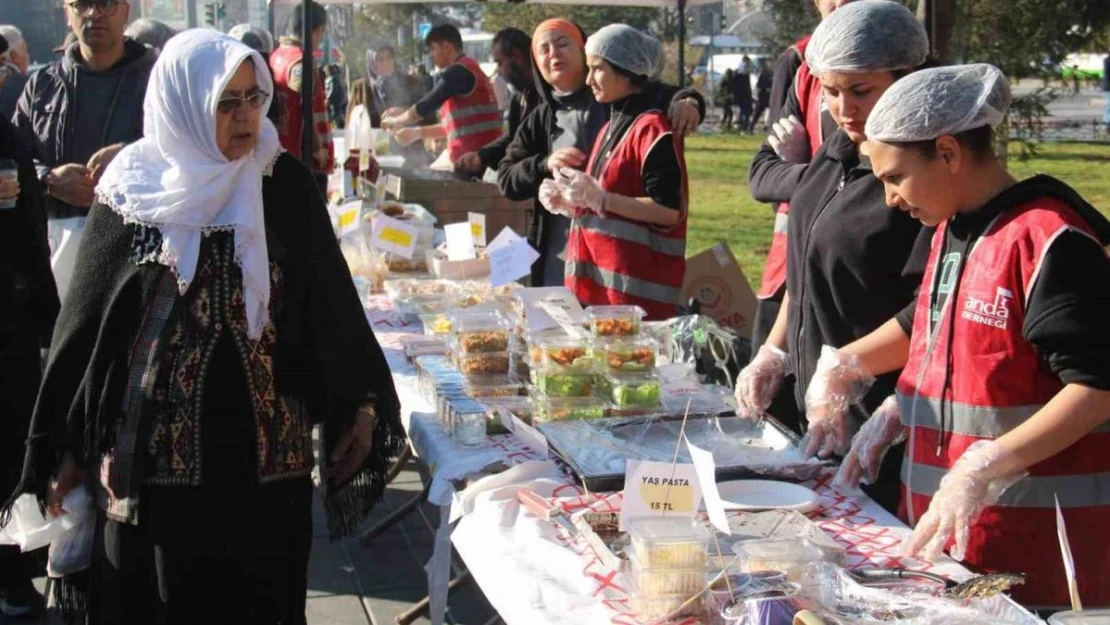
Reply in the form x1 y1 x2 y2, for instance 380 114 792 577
901 460 1110 509
576 213 687 258
773 211 788 234
898 393 1110 439
447 119 504 140
565 260 682 304
442 103 501 125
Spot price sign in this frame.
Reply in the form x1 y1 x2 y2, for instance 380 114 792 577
489 238 539 287
468 212 487 247
371 214 418 259
335 200 362 238
619 459 702 531
444 222 477 261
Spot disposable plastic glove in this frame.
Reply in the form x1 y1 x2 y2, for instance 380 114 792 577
734 345 791 420
833 395 905 491
538 179 573 216
802 346 876 458
900 440 1026 562
555 167 607 213
767 115 808 164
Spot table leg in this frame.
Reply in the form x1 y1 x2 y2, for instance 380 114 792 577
358 480 431 546
393 568 473 625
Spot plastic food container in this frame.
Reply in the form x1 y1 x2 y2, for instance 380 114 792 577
599 337 657 373
455 351 510 376
483 396 535 432
451 401 488 446
535 371 595 397
400 293 449 316
537 336 597 374
419 313 454 335
605 404 661 418
463 374 524 398
1049 610 1110 625
599 372 662 407
586 305 646 337
629 554 707 596
403 335 449 361
383 278 454 300
454 312 510 353
535 396 606 422
732 539 827 581
626 517 711 569
631 591 701 622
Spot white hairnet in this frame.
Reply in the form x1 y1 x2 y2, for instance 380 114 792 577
585 24 664 80
865 64 1011 142
228 23 275 55
806 0 928 76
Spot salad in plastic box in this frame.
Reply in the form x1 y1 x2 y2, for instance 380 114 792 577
537 337 597 374
536 396 607 422
600 337 657 373
598 372 662 407
535 371 595 397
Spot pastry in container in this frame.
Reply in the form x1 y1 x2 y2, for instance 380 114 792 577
453 311 511 353
462 374 524 398
534 371 595 398
628 553 708 596
599 372 662 407
631 591 702 623
599 337 657 373
455 351 510 376
535 396 606 422
626 517 711 569
586 305 646 337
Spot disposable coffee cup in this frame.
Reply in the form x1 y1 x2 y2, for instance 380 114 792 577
0 159 16 210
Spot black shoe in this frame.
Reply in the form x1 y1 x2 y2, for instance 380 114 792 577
0 581 44 619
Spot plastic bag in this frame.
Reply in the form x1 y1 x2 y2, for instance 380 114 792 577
0 486 95 577
0 494 64 552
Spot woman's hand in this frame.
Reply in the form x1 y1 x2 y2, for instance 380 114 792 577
553 167 606 213
546 147 587 172
801 346 876 458
326 404 376 486
86 143 126 182
833 395 905 491
668 98 700 137
393 127 422 147
48 452 83 518
734 345 790 421
538 179 573 216
768 115 808 164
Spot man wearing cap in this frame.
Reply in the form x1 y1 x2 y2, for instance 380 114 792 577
814 64 1110 610
381 24 502 165
0 26 30 120
12 0 155 301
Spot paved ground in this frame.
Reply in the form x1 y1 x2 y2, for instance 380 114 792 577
6 458 500 625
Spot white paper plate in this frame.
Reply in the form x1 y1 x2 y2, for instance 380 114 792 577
716 480 819 513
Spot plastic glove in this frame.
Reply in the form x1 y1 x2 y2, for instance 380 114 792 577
833 395 905 491
900 440 1026 562
554 167 606 213
538 178 573 216
767 115 808 164
802 346 876 458
733 345 791 421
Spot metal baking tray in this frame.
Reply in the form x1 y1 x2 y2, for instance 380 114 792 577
538 414 827 492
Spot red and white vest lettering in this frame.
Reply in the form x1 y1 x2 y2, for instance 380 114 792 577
270 43 334 172
758 35 824 299
440 57 503 163
896 197 1110 609
565 112 688 321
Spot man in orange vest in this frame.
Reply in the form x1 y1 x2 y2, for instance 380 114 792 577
809 65 1110 610
381 25 502 165
270 0 333 188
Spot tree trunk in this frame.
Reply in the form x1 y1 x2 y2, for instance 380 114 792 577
918 0 958 62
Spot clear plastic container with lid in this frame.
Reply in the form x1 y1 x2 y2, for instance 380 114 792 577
483 396 536 432
462 374 524 398
419 313 454 336
451 400 489 446
403 335 449 361
626 516 711 569
453 311 511 353
630 592 700 623
732 538 830 581
455 351 511 376
598 371 662 407
536 336 596 375
535 396 607 422
628 553 708 595
534 370 595 397
586 305 646 337
599 337 658 373
1049 610 1110 625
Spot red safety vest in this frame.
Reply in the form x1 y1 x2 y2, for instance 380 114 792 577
758 35 824 299
565 112 688 321
270 42 334 172
440 56 503 163
896 197 1110 609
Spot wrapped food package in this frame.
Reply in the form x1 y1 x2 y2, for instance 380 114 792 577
587 305 646 338
626 517 711 569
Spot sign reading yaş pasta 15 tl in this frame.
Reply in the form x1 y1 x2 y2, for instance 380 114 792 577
619 459 702 530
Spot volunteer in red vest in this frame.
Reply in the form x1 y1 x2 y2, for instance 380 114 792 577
809 64 1110 609
381 25 502 165
744 0 855 431
733 1 932 512
270 0 333 189
538 24 687 321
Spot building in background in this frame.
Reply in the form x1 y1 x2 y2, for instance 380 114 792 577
0 0 67 65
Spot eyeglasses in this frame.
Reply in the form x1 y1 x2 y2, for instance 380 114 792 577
66 0 124 17
217 90 268 114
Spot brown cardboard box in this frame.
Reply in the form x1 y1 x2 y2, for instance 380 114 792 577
680 242 758 338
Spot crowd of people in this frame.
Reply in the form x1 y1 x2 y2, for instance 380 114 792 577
0 0 1108 622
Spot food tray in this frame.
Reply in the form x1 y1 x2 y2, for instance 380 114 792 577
538 415 825 492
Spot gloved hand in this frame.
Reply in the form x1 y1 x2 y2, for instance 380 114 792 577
767 115 808 164
833 395 904 491
801 346 876 458
554 167 607 213
734 345 791 421
538 178 573 216
900 440 1025 562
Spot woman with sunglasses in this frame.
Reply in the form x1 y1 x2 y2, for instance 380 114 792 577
1 31 404 623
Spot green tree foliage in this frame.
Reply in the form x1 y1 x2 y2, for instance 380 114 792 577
340 3 483 76
759 0 918 55
480 5 658 39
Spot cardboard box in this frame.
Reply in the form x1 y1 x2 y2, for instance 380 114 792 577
680 242 758 338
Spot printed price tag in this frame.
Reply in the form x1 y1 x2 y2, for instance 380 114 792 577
489 238 539 287
371 214 418 259
468 212 487 247
620 459 702 531
444 222 477 261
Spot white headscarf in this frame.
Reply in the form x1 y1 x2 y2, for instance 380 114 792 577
97 29 281 339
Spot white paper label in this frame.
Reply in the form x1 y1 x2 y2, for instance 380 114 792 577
370 214 418 259
335 199 362 238
487 226 523 253
489 238 539 287
468 212 487 247
517 288 586 333
538 297 589 338
619 459 702 531
685 438 730 534
444 222 477 261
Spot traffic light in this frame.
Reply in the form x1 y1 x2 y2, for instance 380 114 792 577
204 3 215 27
719 13 727 31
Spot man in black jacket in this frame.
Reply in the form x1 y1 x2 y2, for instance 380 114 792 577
456 28 539 177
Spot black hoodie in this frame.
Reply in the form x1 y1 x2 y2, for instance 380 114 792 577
496 36 705 285
895 174 1110 390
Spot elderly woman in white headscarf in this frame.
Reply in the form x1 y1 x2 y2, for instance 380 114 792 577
539 24 690 321
2 30 403 624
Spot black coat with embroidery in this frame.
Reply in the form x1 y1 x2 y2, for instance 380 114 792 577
3 153 404 538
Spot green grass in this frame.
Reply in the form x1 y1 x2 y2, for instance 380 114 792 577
684 135 1110 292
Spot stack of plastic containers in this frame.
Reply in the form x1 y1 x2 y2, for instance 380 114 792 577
625 516 711 622
532 334 606 422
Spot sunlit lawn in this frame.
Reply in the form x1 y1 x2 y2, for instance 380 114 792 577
684 133 1110 291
